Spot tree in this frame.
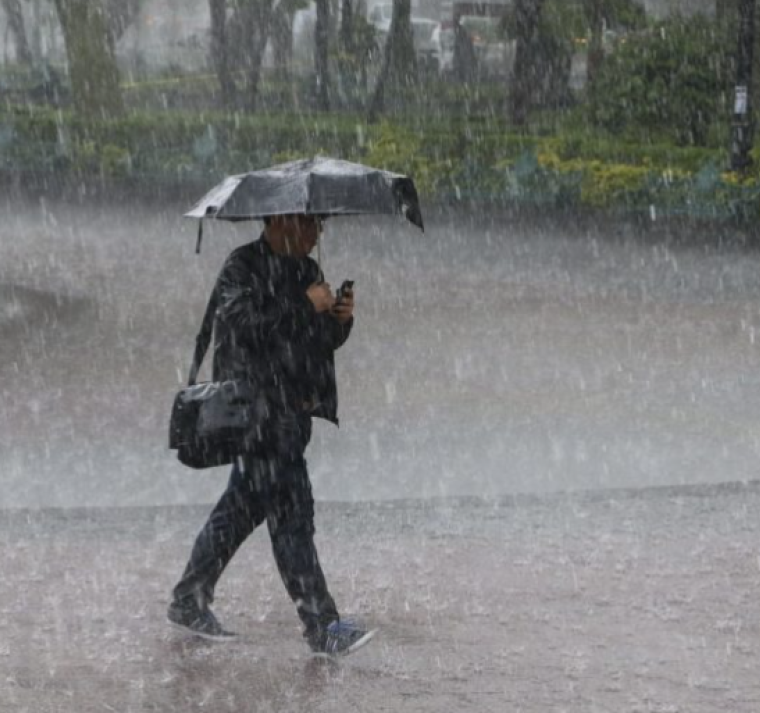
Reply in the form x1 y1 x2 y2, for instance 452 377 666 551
717 0 734 24
583 0 646 89
588 15 732 146
103 0 142 42
509 0 545 125
315 0 331 109
585 0 604 86
209 0 235 107
270 7 290 77
336 0 377 106
52 0 124 117
2 0 33 65
452 21 477 83
532 0 645 105
271 0 309 82
207 0 280 111
238 0 275 111
215 0 276 111
337 0 356 102
369 0 417 120
340 0 354 55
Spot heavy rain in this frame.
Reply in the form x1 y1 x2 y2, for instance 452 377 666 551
1 0 759 711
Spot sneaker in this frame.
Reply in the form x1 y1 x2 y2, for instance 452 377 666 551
312 619 377 657
167 599 237 641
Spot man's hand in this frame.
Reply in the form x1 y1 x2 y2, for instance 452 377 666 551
332 288 354 324
306 282 335 313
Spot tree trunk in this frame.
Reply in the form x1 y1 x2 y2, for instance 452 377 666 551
338 0 357 104
453 22 477 83
369 0 417 120
585 0 604 89
329 0 341 51
103 0 142 42
209 0 235 108
271 4 294 81
238 0 274 112
315 0 331 110
2 0 33 65
509 0 544 126
340 0 354 53
53 0 124 118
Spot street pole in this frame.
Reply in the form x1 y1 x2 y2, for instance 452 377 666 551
731 0 757 173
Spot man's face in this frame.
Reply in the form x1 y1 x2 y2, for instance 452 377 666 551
278 215 324 257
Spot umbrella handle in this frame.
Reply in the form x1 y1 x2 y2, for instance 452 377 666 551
195 220 204 255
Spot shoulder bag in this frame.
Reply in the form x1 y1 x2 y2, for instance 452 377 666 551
168 289 267 469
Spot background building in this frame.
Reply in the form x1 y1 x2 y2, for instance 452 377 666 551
642 0 715 17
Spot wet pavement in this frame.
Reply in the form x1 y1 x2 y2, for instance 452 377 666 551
3 199 760 507
1 485 759 712
2 198 760 710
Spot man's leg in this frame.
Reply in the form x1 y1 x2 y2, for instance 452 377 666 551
262 444 339 649
172 457 267 611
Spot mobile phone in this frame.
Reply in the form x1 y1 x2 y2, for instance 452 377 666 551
336 280 354 302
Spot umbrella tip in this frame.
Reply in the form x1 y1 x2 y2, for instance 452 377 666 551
404 205 424 232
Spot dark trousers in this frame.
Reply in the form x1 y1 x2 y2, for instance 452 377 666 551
172 414 339 643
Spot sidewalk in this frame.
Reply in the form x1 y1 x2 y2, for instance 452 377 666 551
1 485 758 713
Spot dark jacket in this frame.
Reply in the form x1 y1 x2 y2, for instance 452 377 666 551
211 237 352 425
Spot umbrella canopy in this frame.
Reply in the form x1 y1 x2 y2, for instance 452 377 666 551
185 157 424 232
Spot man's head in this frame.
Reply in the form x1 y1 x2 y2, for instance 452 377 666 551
263 214 324 258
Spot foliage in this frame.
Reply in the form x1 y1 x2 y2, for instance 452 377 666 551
52 0 125 117
535 147 652 206
2 105 759 220
365 121 448 195
598 0 647 31
588 15 733 147
334 11 379 108
526 0 647 56
538 1 586 44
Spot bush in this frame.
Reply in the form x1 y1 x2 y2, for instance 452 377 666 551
365 121 454 195
588 15 733 146
2 104 758 220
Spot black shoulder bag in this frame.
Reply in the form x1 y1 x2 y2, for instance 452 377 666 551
168 289 267 469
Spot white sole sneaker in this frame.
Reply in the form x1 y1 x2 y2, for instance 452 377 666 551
345 628 377 655
311 628 378 658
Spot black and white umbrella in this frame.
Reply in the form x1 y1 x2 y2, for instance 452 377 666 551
186 156 424 253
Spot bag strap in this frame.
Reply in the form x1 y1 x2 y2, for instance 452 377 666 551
188 287 218 386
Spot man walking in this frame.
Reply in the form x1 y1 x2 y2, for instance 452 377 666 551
168 213 374 656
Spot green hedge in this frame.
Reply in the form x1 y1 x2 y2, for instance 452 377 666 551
1 105 758 220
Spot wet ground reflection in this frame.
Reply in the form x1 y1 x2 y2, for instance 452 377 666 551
1 493 758 712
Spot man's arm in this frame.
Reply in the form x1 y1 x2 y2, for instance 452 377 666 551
216 256 316 343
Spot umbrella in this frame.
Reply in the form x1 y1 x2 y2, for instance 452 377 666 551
185 157 424 253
